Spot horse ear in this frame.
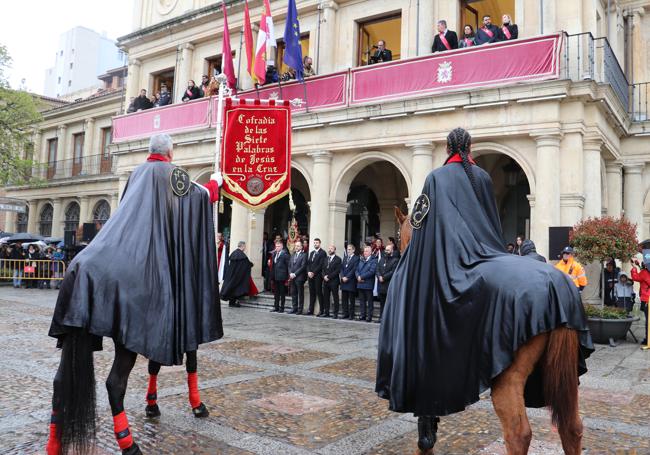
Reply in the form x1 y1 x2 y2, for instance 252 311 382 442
394 206 407 224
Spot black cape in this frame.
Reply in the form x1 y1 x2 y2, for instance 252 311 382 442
49 161 223 366
376 162 593 416
220 249 253 299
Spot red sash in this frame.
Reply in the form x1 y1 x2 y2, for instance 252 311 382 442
464 38 474 47
482 27 494 38
502 25 512 39
186 88 193 98
439 32 451 50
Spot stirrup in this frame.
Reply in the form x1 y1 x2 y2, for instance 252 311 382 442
192 402 210 418
417 416 440 451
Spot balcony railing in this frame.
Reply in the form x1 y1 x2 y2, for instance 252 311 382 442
43 153 115 181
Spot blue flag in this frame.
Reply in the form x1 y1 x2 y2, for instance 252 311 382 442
283 0 304 80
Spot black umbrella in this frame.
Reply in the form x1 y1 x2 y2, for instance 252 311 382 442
6 233 44 243
44 237 63 244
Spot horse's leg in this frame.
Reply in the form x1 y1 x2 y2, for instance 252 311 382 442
106 342 141 455
491 334 548 455
145 360 162 418
186 350 210 417
416 415 439 455
46 353 65 455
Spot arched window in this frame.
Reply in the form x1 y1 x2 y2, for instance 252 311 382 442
93 200 111 227
16 207 28 233
39 204 53 237
64 202 80 233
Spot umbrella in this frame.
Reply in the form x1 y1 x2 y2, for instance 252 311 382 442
44 237 63 244
22 241 48 250
57 241 65 248
6 233 44 243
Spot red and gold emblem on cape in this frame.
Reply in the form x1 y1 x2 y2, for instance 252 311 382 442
221 99 291 209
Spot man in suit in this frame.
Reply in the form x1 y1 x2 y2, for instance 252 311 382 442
369 40 393 64
356 245 378 322
476 15 501 45
307 238 326 315
432 20 458 52
375 244 399 323
288 239 307 314
321 245 342 318
340 244 359 320
270 240 289 313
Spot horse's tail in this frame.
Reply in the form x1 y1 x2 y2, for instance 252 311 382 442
543 326 579 431
59 329 97 454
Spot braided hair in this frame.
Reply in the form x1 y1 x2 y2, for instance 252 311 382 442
444 127 479 197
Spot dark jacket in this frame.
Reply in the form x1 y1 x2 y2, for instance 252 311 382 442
307 248 326 276
519 239 547 263
271 249 290 281
356 255 377 290
289 250 307 282
432 30 459 52
370 49 392 64
182 86 201 102
459 36 476 48
376 253 399 294
340 254 359 292
323 254 342 287
133 95 153 111
499 23 518 40
221 248 254 299
158 91 172 107
475 24 501 45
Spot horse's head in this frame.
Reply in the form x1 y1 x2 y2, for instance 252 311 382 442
394 206 412 252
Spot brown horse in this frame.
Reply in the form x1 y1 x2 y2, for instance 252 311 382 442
394 206 583 455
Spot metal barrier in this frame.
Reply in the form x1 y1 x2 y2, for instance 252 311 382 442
0 259 66 282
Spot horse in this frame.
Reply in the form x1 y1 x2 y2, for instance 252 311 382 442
394 206 583 455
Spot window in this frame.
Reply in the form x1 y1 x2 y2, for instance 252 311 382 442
72 133 84 176
152 68 175 99
276 33 310 75
64 202 80 233
39 204 53 237
93 200 111 228
357 13 402 67
16 207 28 233
47 138 58 179
101 128 112 158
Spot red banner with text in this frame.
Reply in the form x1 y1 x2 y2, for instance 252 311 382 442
221 100 291 209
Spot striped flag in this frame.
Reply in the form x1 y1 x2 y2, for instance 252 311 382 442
243 0 255 83
221 2 236 91
254 0 276 85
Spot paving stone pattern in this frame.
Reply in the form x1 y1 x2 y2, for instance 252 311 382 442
1 288 649 454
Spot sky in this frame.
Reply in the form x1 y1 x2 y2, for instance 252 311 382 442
0 0 134 93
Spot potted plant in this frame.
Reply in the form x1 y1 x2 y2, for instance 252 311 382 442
570 216 639 345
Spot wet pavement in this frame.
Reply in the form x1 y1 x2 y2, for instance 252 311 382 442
1 287 649 454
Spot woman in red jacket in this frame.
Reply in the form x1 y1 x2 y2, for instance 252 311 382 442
631 258 649 345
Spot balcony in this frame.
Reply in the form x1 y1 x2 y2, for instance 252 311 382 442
112 32 641 143
43 154 116 181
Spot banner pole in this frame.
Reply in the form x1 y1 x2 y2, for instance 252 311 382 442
214 74 230 249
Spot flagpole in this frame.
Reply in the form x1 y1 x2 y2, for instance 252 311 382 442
300 78 309 113
237 28 244 92
214 73 230 248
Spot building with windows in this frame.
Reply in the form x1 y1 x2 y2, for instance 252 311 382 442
5 0 650 293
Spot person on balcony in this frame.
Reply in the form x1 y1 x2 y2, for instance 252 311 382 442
158 84 172 106
264 65 280 85
500 14 518 41
475 15 501 45
459 25 477 48
204 76 219 97
199 74 210 97
432 20 458 53
369 40 392 64
182 80 202 102
133 89 153 111
281 67 297 82
126 97 136 113
303 56 316 77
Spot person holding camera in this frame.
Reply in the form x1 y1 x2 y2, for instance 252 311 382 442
631 258 649 345
369 40 392 64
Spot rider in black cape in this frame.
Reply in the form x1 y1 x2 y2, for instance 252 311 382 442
375 128 593 450
220 241 256 307
46 133 223 455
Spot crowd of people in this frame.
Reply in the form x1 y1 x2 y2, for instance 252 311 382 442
0 242 67 289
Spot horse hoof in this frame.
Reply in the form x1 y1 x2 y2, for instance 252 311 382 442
192 402 210 418
122 442 142 455
145 404 161 418
417 438 435 452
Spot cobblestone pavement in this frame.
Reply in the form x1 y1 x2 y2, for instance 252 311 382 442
1 288 650 454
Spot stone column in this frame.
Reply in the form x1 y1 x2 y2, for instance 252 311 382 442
308 151 332 245
4 212 16 233
623 163 644 240
632 8 647 84
316 1 338 74
559 132 584 225
56 125 68 177
432 141 447 170
32 130 42 177
329 201 348 257
79 196 91 225
125 58 141 111
84 118 95 159
176 43 195 103
408 141 433 199
52 199 64 237
110 193 119 217
531 133 561 258
229 201 249 253
26 200 39 234
605 162 623 217
415 0 435 56
582 137 603 218
249 208 266 283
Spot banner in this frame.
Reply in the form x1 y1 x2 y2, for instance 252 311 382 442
221 99 291 209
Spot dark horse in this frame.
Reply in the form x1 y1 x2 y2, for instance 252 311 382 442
395 206 584 455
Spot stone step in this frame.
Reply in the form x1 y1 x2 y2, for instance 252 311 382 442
234 291 383 317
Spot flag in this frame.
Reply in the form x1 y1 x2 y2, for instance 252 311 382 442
243 0 255 82
283 0 304 80
254 0 276 85
221 2 236 91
